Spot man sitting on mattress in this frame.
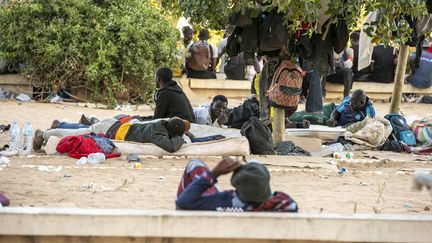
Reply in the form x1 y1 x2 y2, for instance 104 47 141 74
176 157 298 212
33 117 190 153
326 89 376 127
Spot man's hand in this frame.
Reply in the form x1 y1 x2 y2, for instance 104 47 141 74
217 112 228 126
326 119 337 127
185 131 195 140
211 157 242 178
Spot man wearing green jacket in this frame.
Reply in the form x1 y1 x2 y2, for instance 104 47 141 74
34 117 189 153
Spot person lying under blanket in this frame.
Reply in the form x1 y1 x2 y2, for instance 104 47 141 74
33 117 190 153
326 89 376 128
176 157 298 212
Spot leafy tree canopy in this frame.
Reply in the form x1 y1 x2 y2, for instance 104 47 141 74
162 0 429 45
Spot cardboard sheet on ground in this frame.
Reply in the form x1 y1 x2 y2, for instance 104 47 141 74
44 124 249 156
285 125 345 141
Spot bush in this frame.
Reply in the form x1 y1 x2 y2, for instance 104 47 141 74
0 0 180 105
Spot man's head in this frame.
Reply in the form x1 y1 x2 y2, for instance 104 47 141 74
350 31 360 45
166 117 190 137
350 89 367 111
155 67 173 88
231 161 272 205
210 95 228 120
182 26 194 45
198 29 210 41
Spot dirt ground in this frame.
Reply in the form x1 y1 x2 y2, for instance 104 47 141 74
0 100 432 214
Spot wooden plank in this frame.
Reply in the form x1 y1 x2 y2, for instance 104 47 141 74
1 208 432 243
326 82 432 95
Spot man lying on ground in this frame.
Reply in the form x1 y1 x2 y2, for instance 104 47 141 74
326 89 376 127
194 95 229 127
34 117 190 153
176 158 298 212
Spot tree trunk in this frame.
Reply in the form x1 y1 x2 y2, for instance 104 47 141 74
389 45 410 114
272 108 285 144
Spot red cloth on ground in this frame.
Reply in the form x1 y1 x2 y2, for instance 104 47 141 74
56 134 120 159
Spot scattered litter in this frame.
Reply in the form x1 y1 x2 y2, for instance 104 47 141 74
114 104 133 112
327 160 337 165
395 171 409 175
76 157 87 166
127 154 141 163
338 167 348 175
158 176 166 180
37 165 62 173
360 182 370 186
333 152 353 160
15 93 31 102
374 171 383 175
403 203 413 209
49 94 63 103
64 174 72 178
0 156 10 167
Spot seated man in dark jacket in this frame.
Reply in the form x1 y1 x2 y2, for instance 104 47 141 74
326 89 376 127
176 158 298 212
34 118 189 153
154 67 195 122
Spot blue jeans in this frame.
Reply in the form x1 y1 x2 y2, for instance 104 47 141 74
304 70 323 113
57 122 89 129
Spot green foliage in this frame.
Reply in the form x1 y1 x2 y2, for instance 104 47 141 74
169 0 428 46
0 0 179 105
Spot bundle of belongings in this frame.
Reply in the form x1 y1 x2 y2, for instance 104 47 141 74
407 116 432 155
56 133 120 159
343 116 392 148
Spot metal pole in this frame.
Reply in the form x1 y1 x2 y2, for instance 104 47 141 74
272 108 285 144
389 45 410 114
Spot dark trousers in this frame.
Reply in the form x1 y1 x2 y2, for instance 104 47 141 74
323 67 353 98
303 70 323 113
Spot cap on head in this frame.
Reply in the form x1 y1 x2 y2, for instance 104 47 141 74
156 67 173 84
166 117 189 136
182 26 194 35
198 29 210 40
231 161 271 205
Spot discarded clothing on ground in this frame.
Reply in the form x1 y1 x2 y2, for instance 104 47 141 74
191 135 225 143
379 139 407 153
344 116 392 147
56 133 120 159
419 95 432 104
275 141 311 156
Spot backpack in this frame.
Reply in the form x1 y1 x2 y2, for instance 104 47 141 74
226 97 260 129
224 53 245 80
188 41 212 71
258 12 288 52
384 114 417 146
240 117 275 155
265 59 304 109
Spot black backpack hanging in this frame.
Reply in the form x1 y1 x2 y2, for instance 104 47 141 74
258 12 288 52
226 27 241 57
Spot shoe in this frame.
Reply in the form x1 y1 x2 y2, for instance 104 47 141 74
79 114 92 126
50 120 61 129
33 129 45 151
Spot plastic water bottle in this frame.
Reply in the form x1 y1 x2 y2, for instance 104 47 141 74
8 122 20 149
312 143 344 157
87 153 105 164
22 122 33 155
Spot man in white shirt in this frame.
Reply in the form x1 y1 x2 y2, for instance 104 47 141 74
194 95 228 127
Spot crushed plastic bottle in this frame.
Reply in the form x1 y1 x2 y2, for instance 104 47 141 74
313 143 344 157
8 122 20 149
333 152 354 160
87 153 105 164
76 157 88 166
22 122 33 155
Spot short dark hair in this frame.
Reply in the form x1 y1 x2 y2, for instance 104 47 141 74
156 67 173 84
182 26 193 35
212 95 228 104
166 118 185 136
198 29 210 40
350 31 360 42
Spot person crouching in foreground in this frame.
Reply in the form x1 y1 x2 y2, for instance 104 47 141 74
176 157 298 212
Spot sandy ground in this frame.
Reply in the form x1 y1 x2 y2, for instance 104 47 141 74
0 100 432 214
